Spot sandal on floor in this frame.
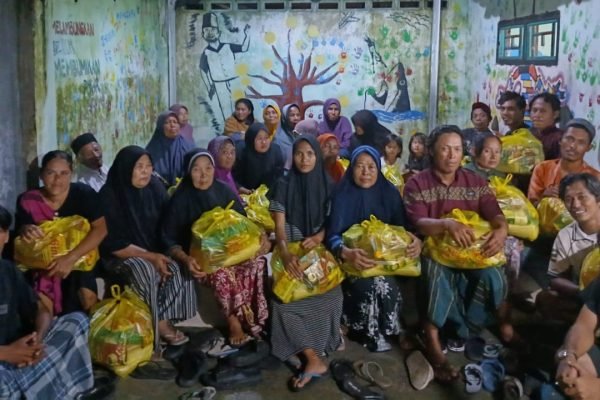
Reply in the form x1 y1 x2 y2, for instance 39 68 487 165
463 363 483 394
205 337 239 358
483 343 503 359
226 340 269 368
288 371 329 392
465 337 486 362
129 361 177 381
502 376 524 400
406 351 434 390
200 365 262 390
353 360 392 389
481 358 505 392
178 387 217 400
331 359 384 400
162 329 190 346
431 361 459 385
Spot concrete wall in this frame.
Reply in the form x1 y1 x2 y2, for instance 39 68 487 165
175 8 434 148
34 0 169 165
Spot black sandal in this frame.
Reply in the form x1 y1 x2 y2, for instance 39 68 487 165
129 361 177 381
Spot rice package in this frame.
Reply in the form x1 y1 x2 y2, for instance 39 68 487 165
425 209 506 269
382 164 405 194
341 215 421 278
189 201 262 273
489 174 539 241
14 215 99 271
537 197 574 236
240 184 275 232
497 129 544 174
271 243 344 303
580 247 600 290
89 285 153 377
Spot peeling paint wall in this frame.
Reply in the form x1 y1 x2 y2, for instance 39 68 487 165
441 0 600 167
175 9 434 149
35 0 168 165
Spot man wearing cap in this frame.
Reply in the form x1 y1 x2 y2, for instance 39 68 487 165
70 133 108 192
199 12 250 121
462 101 494 155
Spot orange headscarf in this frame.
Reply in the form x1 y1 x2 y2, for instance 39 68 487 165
317 133 345 183
262 104 281 140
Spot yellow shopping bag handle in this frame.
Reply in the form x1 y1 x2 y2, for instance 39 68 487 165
360 215 379 229
110 284 122 300
449 209 478 226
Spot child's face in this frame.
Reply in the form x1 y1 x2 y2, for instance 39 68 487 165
384 141 401 160
476 137 501 170
410 138 425 157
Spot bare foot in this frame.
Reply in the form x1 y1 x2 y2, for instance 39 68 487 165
292 349 328 389
228 315 250 346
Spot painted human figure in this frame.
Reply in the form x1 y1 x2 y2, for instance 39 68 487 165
199 13 250 121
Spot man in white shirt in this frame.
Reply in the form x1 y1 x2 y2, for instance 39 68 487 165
70 133 108 192
536 173 600 323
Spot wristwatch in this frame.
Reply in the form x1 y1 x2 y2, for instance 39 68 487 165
556 349 576 362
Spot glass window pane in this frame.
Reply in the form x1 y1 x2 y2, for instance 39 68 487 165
528 21 557 58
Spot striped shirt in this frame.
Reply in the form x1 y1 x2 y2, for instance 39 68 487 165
548 221 597 283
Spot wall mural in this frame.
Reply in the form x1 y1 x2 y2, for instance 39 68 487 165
175 10 431 147
37 0 168 162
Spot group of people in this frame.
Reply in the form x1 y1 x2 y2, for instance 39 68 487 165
2 91 600 399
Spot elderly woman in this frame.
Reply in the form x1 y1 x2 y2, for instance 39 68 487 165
100 146 198 350
234 123 285 191
463 133 505 180
274 103 302 170
317 98 353 158
208 136 240 197
15 150 106 317
162 149 269 345
146 110 193 186
224 98 255 137
403 125 514 383
327 146 421 352
169 103 195 146
268 136 341 391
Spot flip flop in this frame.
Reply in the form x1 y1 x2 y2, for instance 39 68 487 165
178 387 217 400
330 359 384 400
226 340 270 368
502 376 524 400
483 343 503 359
129 361 177 381
200 365 262 390
353 360 392 389
463 363 483 394
288 371 329 392
205 337 239 358
465 337 486 361
405 350 434 390
162 329 190 346
480 358 505 392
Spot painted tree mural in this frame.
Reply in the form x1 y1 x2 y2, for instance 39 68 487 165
246 30 340 116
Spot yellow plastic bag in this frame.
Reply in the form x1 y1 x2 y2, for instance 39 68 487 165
382 164 404 194
341 215 421 278
339 158 349 171
537 197 574 236
240 184 275 232
580 247 600 290
167 177 182 196
425 209 506 269
189 201 262 273
489 174 539 241
89 285 153 377
14 215 99 271
271 243 344 303
497 128 544 174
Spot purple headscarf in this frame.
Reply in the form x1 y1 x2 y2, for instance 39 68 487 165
146 111 193 186
169 104 196 146
207 135 240 198
317 98 353 149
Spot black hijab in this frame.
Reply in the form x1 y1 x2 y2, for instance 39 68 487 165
233 122 285 190
162 148 245 251
268 136 332 237
100 145 167 254
350 110 391 154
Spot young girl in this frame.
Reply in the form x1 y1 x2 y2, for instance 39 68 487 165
405 132 429 174
463 133 505 180
381 134 403 176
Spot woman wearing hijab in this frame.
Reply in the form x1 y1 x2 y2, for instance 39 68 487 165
100 146 197 351
224 98 255 137
274 104 302 170
207 136 240 198
349 110 391 155
317 133 345 183
268 136 342 391
317 98 353 158
233 123 285 191
146 110 193 186
263 104 281 140
169 104 195 146
327 146 421 352
162 149 269 345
